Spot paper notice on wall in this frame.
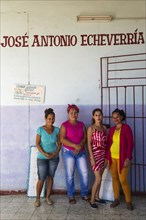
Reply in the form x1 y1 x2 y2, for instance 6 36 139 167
14 84 45 103
27 146 45 197
99 168 114 201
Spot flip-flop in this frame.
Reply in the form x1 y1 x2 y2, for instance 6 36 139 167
82 196 89 201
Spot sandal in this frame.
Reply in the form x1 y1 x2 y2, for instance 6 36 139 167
34 199 40 207
69 197 76 204
82 196 89 201
46 198 53 205
110 199 120 208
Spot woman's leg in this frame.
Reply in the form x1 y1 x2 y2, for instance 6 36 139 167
35 159 47 206
118 163 131 203
46 176 53 199
95 168 104 200
76 152 88 197
118 161 133 210
90 170 102 204
110 158 120 201
46 157 59 204
36 179 44 199
62 148 76 198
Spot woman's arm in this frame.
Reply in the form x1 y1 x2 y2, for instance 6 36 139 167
105 128 113 160
74 125 87 154
125 125 134 159
87 126 95 166
124 125 134 167
54 134 61 156
79 125 87 147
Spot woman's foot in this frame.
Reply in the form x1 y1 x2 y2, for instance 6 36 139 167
82 196 89 201
95 198 106 204
69 197 76 204
110 199 120 208
90 202 98 209
46 198 53 205
34 199 40 207
127 202 134 211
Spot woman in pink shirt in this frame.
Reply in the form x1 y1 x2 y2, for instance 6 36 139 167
106 108 134 210
60 104 88 204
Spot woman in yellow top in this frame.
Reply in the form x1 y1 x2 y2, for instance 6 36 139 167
106 108 134 211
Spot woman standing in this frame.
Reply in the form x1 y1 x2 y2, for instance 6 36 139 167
60 104 88 204
106 108 134 210
34 108 61 207
87 108 107 209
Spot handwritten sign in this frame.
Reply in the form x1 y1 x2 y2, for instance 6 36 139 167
14 84 45 103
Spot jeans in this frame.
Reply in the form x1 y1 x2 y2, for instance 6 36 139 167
62 147 88 198
37 157 59 180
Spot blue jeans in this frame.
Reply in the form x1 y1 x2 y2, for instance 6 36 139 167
37 157 59 180
62 147 88 198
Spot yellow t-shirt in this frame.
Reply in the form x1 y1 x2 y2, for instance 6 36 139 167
110 129 121 159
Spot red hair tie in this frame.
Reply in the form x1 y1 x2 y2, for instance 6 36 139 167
67 104 79 113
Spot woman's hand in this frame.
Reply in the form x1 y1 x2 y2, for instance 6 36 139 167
124 158 130 167
90 156 95 166
104 159 110 169
74 144 81 154
45 152 56 159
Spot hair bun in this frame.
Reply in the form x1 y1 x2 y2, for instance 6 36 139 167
44 108 55 119
44 108 54 114
48 108 54 112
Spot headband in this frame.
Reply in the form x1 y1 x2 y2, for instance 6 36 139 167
67 104 79 113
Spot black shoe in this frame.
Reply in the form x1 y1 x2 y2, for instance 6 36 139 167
127 202 134 211
95 199 106 204
90 203 98 209
110 200 120 208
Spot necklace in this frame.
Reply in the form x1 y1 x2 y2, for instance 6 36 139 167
94 124 103 131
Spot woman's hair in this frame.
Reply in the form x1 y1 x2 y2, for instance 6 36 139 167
67 104 79 113
92 108 103 124
112 108 126 121
44 108 55 119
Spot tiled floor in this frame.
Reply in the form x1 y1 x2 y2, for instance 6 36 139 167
0 194 146 220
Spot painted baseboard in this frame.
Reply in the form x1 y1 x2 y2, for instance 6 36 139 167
0 189 67 195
